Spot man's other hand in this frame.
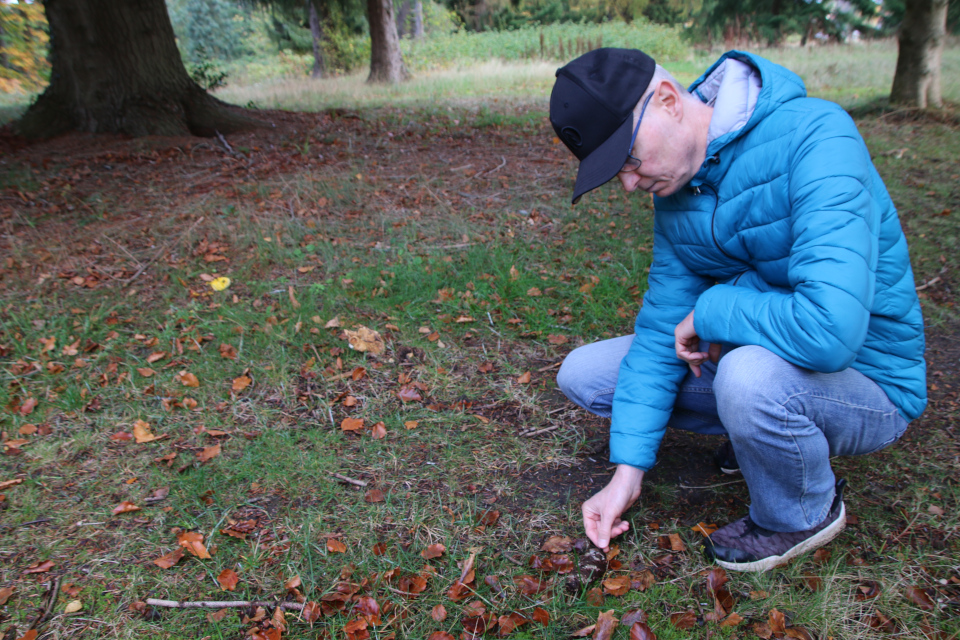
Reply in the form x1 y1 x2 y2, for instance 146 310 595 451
674 310 720 377
582 464 645 551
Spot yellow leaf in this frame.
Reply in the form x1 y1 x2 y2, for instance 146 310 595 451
344 326 385 354
133 420 156 443
210 277 231 291
64 600 82 614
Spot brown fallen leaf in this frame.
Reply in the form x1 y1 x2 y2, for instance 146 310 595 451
753 622 774 639
670 611 696 630
207 608 229 623
153 548 185 569
344 326 385 354
547 334 569 345
541 536 573 553
593 609 618 640
0 478 24 491
219 343 237 359
692 522 718 536
586 587 605 606
422 543 446 560
514 575 548 595
720 612 744 627
17 630 38 640
24 560 55 574
856 580 882 601
602 576 631 596
904 585 936 610
365 489 385 503
785 626 815 640
629 622 657 640
370 422 387 440
231 375 252 393
0 586 14 605
812 548 831 564
769 608 787 636
327 538 347 553
404 420 419 430
516 371 532 384
217 568 239 591
177 371 200 387
431 604 447 621
197 443 221 462
477 510 500 526
19 397 38 416
177 531 211 559
302 601 322 624
532 607 549 625
427 633 455 640
133 419 156 443
112 501 141 515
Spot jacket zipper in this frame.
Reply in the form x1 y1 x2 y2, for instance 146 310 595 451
692 182 737 261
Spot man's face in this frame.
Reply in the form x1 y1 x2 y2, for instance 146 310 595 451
616 85 696 198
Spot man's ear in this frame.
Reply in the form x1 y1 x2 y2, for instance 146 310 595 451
656 80 683 120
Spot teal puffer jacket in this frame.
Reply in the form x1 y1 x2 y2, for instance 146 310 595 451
609 52 927 471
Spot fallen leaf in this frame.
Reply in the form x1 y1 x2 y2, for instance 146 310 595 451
177 371 200 387
427 633 455 640
137 368 155 377
514 575 548 595
856 580 882 601
431 604 447 621
904 585 936 610
0 587 14 605
302 601 322 624
422 544 446 559
670 611 696 630
404 420 419 430
198 443 221 462
19 397 38 416
344 326 385 354
516 371 531 384
629 622 657 640
602 575 631 596
341 417 364 432
692 522 718 536
527 287 542 297
231 375 252 393
177 531 211 558
547 334 568 345
769 609 787 636
812 548 831 564
64 600 82 613
219 344 237 360
928 505 944 516
153 548 185 568
218 569 239 591
398 386 422 402
325 316 341 328
593 609 618 640
0 478 24 491
327 538 347 553
207 608 229 623
210 277 231 291
370 422 387 439
477 510 500 526
24 560 55 574
720 612 744 627
112 501 141 515
586 587 605 606
784 626 815 640
133 420 156 443
146 351 167 363
17 631 37 640
532 607 549 625
365 489 385 503
753 622 774 639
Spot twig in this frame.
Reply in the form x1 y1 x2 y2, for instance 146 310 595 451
916 276 941 291
536 362 562 373
519 425 560 438
891 510 923 543
330 472 367 487
501 552 526 567
29 574 62 630
146 598 303 611
215 130 234 154
122 216 205 284
678 479 745 490
475 156 507 178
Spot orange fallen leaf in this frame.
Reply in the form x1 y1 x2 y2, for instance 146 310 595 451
19 398 38 416
0 586 14 605
341 417 364 432
146 352 167 363
153 548 185 569
219 343 237 360
540 536 573 553
365 489 385 503
593 609 619 640
0 479 24 491
17 630 37 640
197 443 221 462
218 569 239 591
517 371 532 384
133 420 155 443
327 538 347 553
370 422 387 440
404 420 419 430
112 501 141 515
136 367 155 377
231 375 252 393
421 544 445 560
547 334 569 345
177 531 211 559
670 611 696 630
692 522 718 536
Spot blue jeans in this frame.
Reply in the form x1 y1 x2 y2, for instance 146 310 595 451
557 335 909 532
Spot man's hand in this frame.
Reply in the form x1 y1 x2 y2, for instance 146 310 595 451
582 465 645 551
674 310 721 377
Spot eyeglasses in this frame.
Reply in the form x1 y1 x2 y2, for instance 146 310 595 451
619 93 653 174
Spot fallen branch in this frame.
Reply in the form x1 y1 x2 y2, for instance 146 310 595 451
146 598 304 611
519 425 560 438
330 472 367 487
29 574 62 630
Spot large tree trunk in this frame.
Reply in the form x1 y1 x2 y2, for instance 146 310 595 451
308 0 325 79
367 0 409 83
890 0 948 108
17 0 259 139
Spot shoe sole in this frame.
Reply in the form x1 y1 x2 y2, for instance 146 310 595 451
714 502 846 573
719 466 741 475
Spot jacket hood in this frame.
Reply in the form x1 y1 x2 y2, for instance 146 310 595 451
689 51 807 155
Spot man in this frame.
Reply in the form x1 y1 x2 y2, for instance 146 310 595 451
549 48 926 572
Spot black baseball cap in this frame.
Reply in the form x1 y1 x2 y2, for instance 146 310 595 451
550 48 655 204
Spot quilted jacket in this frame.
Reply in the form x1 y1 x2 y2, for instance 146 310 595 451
609 51 927 471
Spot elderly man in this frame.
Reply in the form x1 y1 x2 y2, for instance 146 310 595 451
549 48 926 572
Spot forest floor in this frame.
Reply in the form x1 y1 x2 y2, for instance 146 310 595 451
0 103 958 640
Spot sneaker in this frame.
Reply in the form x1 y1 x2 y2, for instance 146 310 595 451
713 439 740 475
703 479 847 572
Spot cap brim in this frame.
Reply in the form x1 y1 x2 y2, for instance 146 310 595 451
571 115 634 204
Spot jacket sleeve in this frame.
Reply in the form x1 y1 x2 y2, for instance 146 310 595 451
610 214 712 470
694 107 879 373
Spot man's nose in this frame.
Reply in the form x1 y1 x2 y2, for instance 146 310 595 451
618 170 640 192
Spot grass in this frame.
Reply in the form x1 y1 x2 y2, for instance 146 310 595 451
1 39 959 640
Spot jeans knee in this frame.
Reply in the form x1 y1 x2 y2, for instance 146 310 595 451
556 346 587 403
714 346 787 432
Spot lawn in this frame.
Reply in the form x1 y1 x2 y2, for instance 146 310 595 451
0 42 958 640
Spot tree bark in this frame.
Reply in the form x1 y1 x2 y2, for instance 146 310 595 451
890 0 948 108
308 0 325 79
397 0 410 38
17 0 260 139
367 0 409 83
413 0 424 40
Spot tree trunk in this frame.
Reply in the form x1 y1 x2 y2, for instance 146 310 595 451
413 0 424 39
367 0 409 83
397 0 410 38
17 0 260 139
309 0 325 79
890 0 948 108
